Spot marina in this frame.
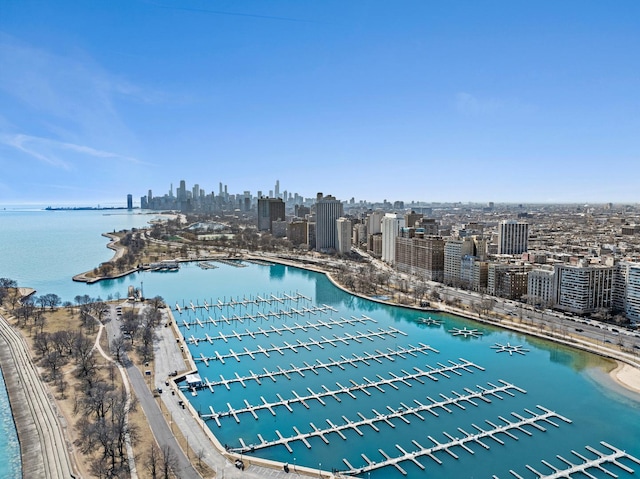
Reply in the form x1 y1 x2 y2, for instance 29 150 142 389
162 262 640 478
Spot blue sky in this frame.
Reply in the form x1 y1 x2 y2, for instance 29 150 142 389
1 1 638 205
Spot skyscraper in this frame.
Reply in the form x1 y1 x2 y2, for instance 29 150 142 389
257 197 285 232
336 217 352 254
315 194 343 252
497 220 529 255
126 194 133 210
381 213 405 264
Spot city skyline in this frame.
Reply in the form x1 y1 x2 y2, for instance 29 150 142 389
1 1 639 205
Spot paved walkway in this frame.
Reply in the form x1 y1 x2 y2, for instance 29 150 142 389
0 309 76 479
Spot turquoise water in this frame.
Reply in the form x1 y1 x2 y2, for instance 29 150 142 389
0 208 639 478
161 263 640 478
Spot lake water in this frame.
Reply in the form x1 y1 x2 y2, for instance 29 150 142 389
0 208 639 478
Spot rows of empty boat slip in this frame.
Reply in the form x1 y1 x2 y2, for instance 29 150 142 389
193 357 483 398
181 309 360 330
338 406 573 476
174 292 313 313
179 306 340 328
205 379 525 427
184 317 377 342
492 441 640 479
192 326 409 364
194 343 438 385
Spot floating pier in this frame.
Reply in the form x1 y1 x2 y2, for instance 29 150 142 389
490 343 531 356
174 292 314 312
448 327 484 338
199 357 483 411
194 343 438 391
418 317 444 326
179 306 339 326
338 406 572 476
182 313 373 332
193 327 412 364
206 380 525 428
493 441 640 479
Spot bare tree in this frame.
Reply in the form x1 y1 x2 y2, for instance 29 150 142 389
110 335 131 363
146 444 160 479
161 445 178 479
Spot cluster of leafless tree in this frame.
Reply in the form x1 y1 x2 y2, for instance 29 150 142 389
112 298 164 364
0 277 19 309
334 263 391 296
27 303 137 478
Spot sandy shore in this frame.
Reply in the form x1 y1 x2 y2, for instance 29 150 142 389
610 362 640 394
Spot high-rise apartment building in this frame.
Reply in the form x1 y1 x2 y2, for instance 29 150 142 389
553 261 613 314
336 217 352 254
613 261 640 325
497 220 529 255
127 194 133 210
367 211 384 235
381 213 405 264
315 194 343 252
527 267 555 306
444 238 474 285
257 197 285 233
395 230 445 281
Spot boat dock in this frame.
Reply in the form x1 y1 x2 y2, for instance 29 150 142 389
193 327 411 363
493 441 640 479
182 312 371 331
197 357 482 400
174 292 314 312
338 406 572 475
205 380 525 428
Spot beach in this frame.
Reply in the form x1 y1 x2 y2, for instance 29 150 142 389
611 362 640 394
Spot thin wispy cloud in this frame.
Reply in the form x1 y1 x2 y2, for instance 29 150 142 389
0 133 145 168
0 34 159 147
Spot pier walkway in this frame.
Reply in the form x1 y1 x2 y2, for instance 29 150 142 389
195 357 483 393
179 305 342 328
192 326 409 364
184 314 373 334
339 406 572 476
219 381 525 441
494 441 640 479
195 343 438 391
175 292 313 313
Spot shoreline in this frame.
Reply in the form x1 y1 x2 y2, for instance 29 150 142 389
610 361 640 394
79 247 640 397
260 254 640 397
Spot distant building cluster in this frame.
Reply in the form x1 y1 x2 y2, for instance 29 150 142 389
137 181 640 325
